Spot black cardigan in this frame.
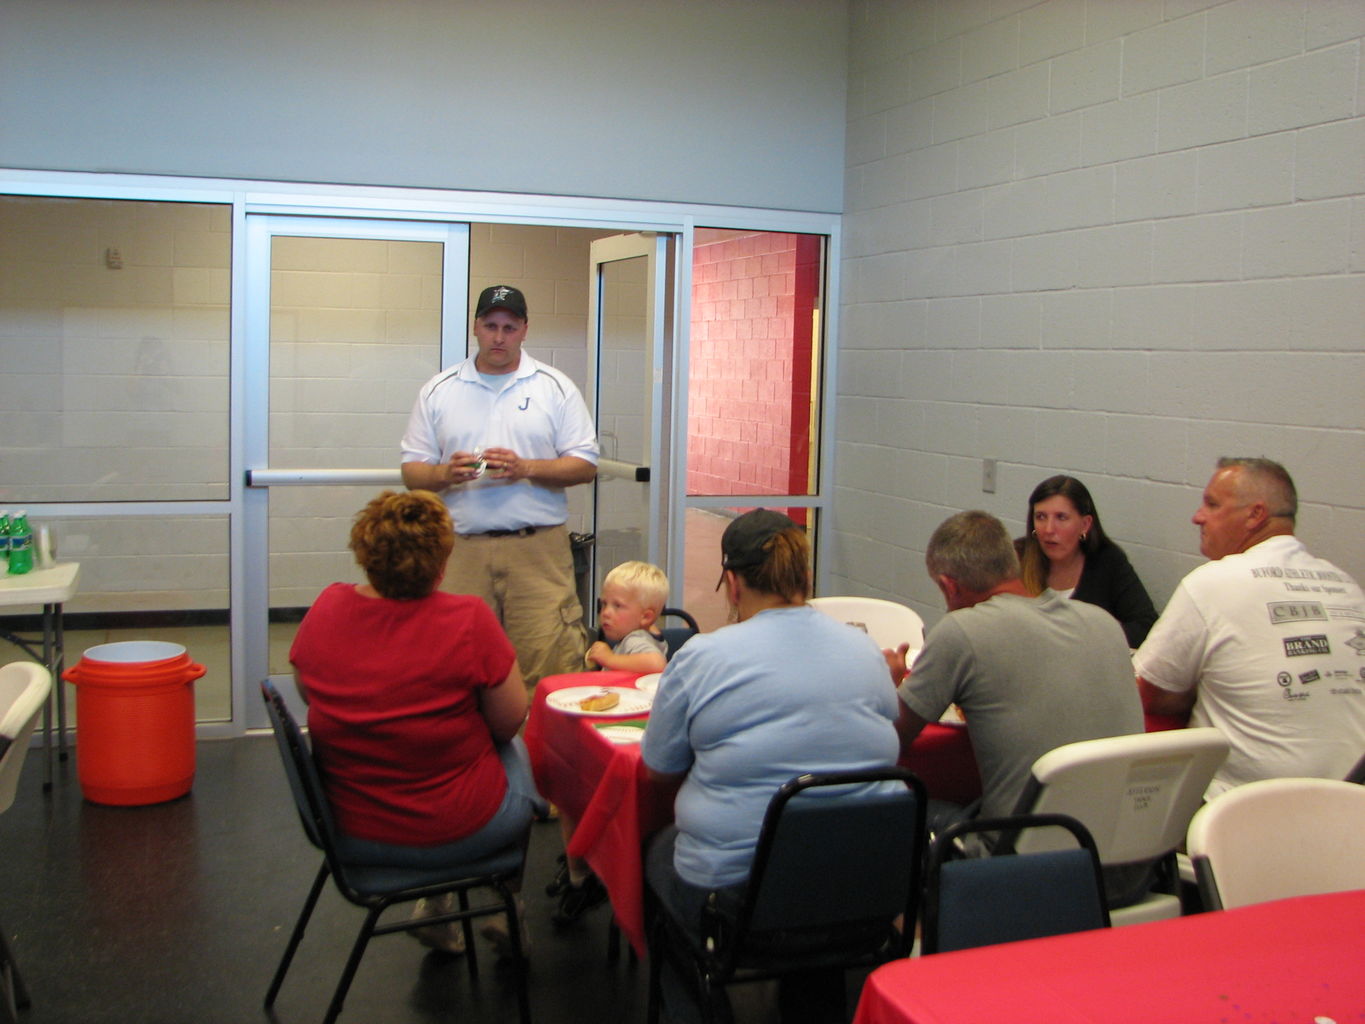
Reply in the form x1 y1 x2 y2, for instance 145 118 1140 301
1072 541 1159 648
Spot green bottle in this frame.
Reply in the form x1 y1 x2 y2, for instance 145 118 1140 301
8 510 33 575
0 510 11 573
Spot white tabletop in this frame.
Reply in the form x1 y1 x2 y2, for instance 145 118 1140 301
0 562 81 607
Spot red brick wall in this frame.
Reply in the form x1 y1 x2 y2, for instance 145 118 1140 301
688 230 821 501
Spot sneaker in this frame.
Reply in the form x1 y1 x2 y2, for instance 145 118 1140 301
545 853 571 897
409 893 466 956
551 872 609 927
480 897 531 960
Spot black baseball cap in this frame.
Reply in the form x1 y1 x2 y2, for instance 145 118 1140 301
475 284 528 320
721 509 798 571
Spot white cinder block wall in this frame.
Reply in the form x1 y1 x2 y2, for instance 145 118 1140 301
837 0 1365 629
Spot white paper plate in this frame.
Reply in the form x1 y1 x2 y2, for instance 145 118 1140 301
634 672 663 697
546 685 653 717
595 723 646 744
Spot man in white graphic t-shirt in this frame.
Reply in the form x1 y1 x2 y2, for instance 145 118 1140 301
1135 457 1365 798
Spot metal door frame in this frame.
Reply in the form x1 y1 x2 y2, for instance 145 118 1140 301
237 215 469 728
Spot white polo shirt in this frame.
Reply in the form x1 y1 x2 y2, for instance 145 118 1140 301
401 352 599 534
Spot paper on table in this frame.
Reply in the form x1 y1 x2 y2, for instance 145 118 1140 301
595 722 646 744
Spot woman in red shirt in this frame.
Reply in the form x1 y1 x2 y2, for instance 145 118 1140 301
290 489 543 955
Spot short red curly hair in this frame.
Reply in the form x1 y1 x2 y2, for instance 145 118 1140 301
349 490 453 600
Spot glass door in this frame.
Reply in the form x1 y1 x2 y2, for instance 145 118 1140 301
680 229 829 632
239 215 468 726
585 233 672 620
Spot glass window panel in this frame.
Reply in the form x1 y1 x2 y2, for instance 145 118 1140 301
1 514 233 723
687 229 824 498
593 253 651 600
0 196 230 502
267 237 444 674
680 505 818 634
265 483 379 678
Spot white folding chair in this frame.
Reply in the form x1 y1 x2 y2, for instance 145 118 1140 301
808 596 924 653
1 661 53 1024
1007 728 1228 925
1187 777 1365 911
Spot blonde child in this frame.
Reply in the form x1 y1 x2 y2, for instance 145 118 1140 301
552 561 668 926
583 560 668 674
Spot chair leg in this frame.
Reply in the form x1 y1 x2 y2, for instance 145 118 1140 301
2 969 19 1024
644 931 663 1024
699 972 733 1024
607 915 621 963
0 920 29 1015
324 906 383 1024
265 861 330 1008
458 888 478 981
498 886 532 1024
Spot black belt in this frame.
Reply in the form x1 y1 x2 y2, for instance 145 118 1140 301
463 526 540 538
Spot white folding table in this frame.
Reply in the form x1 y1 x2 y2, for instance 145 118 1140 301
0 562 81 789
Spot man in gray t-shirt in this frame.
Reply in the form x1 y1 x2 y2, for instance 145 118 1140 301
890 511 1143 827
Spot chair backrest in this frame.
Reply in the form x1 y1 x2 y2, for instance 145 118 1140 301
923 813 1110 955
658 606 700 660
715 767 926 968
1009 728 1229 867
260 679 339 858
0 661 52 814
1186 777 1365 911
808 596 925 652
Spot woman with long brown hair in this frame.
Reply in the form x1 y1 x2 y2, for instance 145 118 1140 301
1017 475 1158 647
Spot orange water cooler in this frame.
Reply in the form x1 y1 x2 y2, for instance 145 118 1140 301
63 641 205 806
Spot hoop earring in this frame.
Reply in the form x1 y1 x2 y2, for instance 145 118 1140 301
1080 532 1088 542
1031 530 1037 537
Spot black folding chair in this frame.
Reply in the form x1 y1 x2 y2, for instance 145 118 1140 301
657 606 700 659
646 766 926 1024
592 605 699 662
260 681 531 1024
922 812 1110 955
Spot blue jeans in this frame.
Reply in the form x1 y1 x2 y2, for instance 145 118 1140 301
334 736 547 869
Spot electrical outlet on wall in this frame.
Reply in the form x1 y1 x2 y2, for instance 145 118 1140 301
982 458 997 493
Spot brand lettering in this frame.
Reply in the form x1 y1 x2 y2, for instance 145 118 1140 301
1283 635 1331 658
1268 602 1327 624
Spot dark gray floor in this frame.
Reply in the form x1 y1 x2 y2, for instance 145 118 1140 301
0 737 827 1024
1 736 657 1024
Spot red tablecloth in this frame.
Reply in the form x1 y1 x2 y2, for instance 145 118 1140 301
899 722 978 805
853 889 1365 1024
525 670 674 959
526 671 990 958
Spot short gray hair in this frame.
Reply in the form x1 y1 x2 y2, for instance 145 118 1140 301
1216 457 1298 522
925 511 1020 592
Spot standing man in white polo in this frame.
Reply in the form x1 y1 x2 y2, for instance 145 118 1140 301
401 285 599 687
